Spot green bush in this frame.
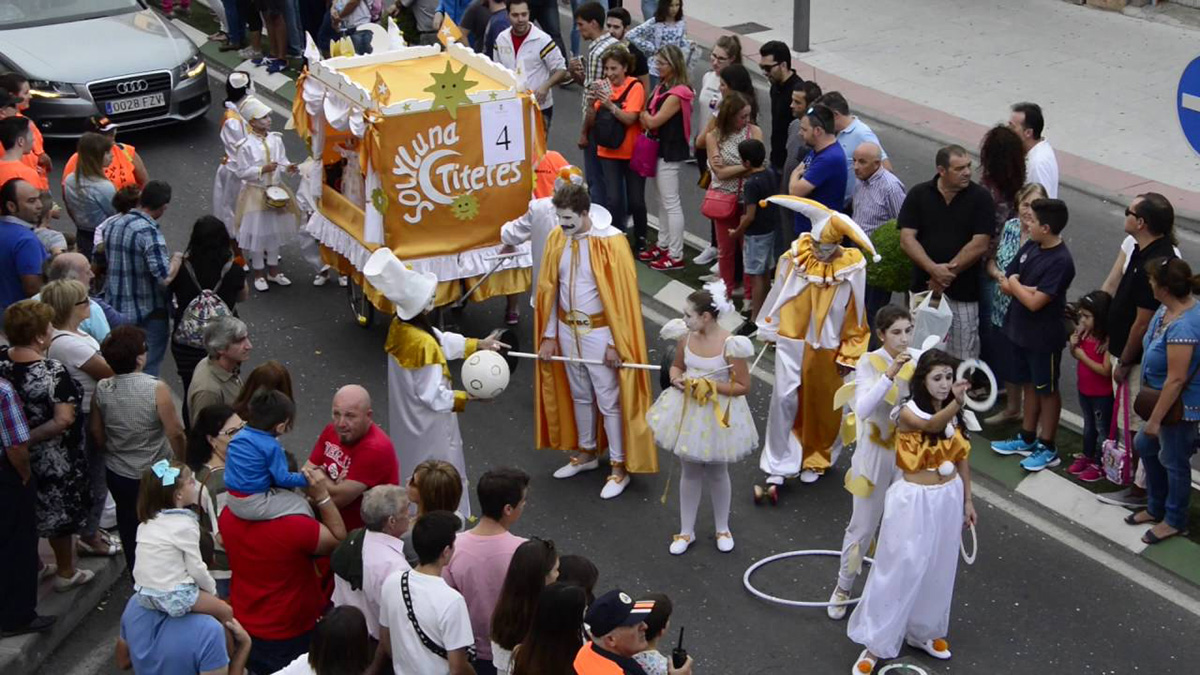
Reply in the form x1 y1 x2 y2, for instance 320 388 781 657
865 219 913 293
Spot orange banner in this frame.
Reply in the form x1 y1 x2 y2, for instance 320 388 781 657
368 96 539 260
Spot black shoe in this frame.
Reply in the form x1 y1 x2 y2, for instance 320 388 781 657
736 320 757 337
1 615 56 637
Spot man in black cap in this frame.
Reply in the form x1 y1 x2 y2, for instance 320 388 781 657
574 589 693 674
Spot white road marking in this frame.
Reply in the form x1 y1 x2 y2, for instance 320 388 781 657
639 302 1200 620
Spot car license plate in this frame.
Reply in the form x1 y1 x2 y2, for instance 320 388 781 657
105 92 165 115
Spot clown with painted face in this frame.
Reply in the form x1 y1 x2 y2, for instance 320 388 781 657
363 248 509 519
754 197 878 492
534 182 655 500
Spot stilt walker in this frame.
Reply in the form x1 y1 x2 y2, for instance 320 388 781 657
846 348 977 674
826 305 915 618
754 197 878 497
364 248 508 519
534 182 655 499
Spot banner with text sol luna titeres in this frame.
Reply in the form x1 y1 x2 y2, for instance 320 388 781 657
371 95 537 260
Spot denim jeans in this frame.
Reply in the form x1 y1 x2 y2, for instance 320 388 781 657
529 0 568 60
1078 392 1114 461
584 137 608 208
224 0 244 45
1134 423 1198 530
600 158 647 247
139 317 169 377
569 0 609 56
284 0 304 56
248 630 313 675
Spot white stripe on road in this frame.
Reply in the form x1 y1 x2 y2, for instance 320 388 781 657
1183 92 1200 114
639 302 1200 620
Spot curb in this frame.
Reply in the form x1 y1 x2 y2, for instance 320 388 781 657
0 555 125 675
180 12 1200 591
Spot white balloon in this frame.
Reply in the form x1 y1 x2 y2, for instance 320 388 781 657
460 350 510 400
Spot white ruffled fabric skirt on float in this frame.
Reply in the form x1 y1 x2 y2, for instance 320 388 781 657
234 184 301 253
647 386 758 464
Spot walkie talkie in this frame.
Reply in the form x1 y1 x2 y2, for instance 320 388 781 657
671 626 688 669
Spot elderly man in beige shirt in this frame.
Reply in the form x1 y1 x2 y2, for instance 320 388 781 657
186 316 251 425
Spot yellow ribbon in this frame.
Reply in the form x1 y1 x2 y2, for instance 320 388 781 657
684 378 731 429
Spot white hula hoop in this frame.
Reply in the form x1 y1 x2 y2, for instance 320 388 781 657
742 550 873 608
879 664 930 674
960 523 977 565
956 359 998 411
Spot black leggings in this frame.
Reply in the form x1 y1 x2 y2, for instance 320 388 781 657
237 0 263 32
107 470 141 572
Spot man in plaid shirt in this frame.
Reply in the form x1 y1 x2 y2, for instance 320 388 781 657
0 376 53 637
569 1 616 208
102 181 181 377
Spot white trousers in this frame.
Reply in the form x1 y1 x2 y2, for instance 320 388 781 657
838 441 900 590
249 247 280 270
654 159 686 260
760 337 804 477
847 477 963 660
565 362 624 462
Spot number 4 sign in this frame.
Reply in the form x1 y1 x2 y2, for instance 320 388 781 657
480 99 526 167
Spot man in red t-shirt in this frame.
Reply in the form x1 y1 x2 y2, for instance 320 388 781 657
220 470 344 674
305 385 399 531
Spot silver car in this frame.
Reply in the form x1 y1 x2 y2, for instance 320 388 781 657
0 0 211 138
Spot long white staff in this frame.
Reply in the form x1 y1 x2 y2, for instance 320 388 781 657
505 352 662 371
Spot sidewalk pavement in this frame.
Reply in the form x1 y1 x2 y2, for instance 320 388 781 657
170 0 1200 596
665 0 1200 218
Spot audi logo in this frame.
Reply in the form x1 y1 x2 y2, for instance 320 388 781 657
115 80 150 95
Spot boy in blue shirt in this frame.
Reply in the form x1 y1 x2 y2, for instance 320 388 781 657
992 198 1076 471
224 389 313 520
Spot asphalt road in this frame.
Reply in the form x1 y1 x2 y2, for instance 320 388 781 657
33 76 1200 675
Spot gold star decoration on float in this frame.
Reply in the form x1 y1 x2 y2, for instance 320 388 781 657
423 62 476 120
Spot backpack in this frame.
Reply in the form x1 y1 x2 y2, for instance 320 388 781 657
173 261 233 350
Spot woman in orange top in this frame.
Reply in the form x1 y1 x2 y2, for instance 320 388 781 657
846 348 978 674
590 44 648 253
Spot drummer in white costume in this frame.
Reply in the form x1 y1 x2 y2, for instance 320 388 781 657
211 71 253 235
363 248 509 520
827 304 913 619
232 98 301 292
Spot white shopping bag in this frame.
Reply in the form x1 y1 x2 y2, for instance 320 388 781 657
911 291 953 351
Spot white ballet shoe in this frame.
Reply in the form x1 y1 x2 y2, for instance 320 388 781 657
715 531 734 553
905 637 951 660
851 649 877 674
599 473 630 499
800 469 823 483
669 534 693 555
826 586 851 621
765 474 785 486
552 456 599 479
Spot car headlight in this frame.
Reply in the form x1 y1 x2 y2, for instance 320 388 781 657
29 80 77 99
183 53 206 79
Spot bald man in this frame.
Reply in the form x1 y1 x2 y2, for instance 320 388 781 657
38 252 118 342
306 385 400 530
850 141 907 328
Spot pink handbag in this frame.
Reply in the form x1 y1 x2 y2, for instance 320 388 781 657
1101 383 1133 486
630 133 659 178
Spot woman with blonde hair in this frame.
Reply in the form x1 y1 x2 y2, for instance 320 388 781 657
62 132 116 259
637 44 695 271
43 279 117 558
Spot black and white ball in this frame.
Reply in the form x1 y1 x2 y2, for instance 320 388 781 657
461 350 510 399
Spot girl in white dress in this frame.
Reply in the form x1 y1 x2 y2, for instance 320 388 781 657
211 72 252 235
647 282 757 555
232 98 301 292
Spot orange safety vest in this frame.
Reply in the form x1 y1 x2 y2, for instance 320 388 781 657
573 642 643 675
62 143 140 190
18 114 48 187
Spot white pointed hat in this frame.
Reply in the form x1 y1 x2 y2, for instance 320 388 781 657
764 196 881 262
363 248 438 320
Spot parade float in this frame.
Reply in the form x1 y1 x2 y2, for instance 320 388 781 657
292 22 546 326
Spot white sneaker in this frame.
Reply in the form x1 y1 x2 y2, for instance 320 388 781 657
827 586 850 620
312 272 329 286
669 534 694 555
338 275 348 287
253 277 269 292
709 262 719 274
905 637 952 660
53 568 96 593
267 273 292 286
238 47 262 59
851 649 877 675
600 473 630 499
716 531 734 553
552 456 599 479
800 469 823 483
693 245 718 265
765 474 785 486
38 563 58 583
698 273 718 283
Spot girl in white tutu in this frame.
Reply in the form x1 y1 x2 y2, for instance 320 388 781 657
211 71 252 238
647 282 757 555
232 98 301 292
846 348 977 674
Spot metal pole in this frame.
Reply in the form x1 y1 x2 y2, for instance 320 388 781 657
793 0 811 52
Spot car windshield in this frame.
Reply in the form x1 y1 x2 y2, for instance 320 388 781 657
0 0 141 30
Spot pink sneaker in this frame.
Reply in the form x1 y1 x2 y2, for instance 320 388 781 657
637 246 664 262
1067 455 1091 475
1078 463 1105 483
650 256 685 271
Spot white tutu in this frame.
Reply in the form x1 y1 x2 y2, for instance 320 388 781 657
234 184 301 252
646 335 758 464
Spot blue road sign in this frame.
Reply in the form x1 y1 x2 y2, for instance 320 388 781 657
1179 56 1200 156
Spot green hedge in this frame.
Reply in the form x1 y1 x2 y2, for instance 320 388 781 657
865 219 913 293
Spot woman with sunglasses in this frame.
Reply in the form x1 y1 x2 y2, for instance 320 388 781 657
186 403 243 595
91 324 186 570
